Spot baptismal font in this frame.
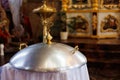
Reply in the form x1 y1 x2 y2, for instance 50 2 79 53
0 1 89 80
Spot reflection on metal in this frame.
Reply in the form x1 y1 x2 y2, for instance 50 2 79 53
33 1 56 44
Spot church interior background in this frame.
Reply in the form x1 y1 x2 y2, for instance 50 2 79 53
0 0 120 80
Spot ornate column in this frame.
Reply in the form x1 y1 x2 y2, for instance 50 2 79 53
92 0 98 10
61 0 68 11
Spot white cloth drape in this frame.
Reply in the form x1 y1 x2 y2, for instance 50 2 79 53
0 67 2 79
0 63 90 80
8 0 22 28
8 0 24 37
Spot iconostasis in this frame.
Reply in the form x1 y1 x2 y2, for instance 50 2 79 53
62 0 120 38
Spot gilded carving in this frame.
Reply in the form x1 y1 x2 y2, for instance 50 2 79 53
92 12 97 35
61 0 69 11
92 0 98 10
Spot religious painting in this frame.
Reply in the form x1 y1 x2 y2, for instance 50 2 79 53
100 0 120 9
67 15 89 37
101 14 119 32
103 0 119 4
28 0 55 3
72 0 88 4
75 16 88 32
28 0 42 2
68 0 91 9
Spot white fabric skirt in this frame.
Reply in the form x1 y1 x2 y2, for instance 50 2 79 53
0 63 89 80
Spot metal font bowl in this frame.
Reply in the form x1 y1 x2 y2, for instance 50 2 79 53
10 42 87 72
